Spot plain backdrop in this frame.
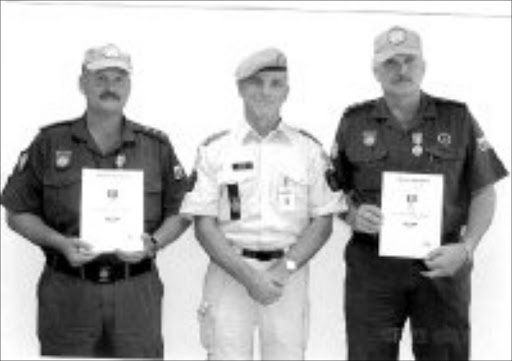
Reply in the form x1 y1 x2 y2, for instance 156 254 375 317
1 1 510 360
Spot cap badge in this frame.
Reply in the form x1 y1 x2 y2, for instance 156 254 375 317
362 130 377 147
388 28 407 45
55 150 72 169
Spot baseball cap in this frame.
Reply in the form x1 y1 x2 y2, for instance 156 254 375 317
235 47 287 81
374 26 422 64
82 43 132 73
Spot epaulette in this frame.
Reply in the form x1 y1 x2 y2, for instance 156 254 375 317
297 128 322 146
131 123 169 142
343 99 377 117
432 95 465 108
40 119 75 133
201 130 230 147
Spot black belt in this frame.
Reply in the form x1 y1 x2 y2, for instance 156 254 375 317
241 248 285 261
46 254 154 284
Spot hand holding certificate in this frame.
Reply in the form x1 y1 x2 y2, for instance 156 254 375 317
379 171 444 259
80 169 144 253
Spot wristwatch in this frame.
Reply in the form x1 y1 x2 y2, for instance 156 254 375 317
284 258 298 272
149 235 160 253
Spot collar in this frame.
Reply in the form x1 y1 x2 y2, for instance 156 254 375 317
370 91 438 123
234 119 293 145
71 113 137 145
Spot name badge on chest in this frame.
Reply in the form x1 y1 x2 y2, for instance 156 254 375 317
278 176 297 211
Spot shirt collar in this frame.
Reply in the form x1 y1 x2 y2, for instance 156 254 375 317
370 91 438 123
71 113 136 145
235 119 293 145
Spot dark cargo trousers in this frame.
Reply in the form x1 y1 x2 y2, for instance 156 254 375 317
344 238 471 361
37 264 164 358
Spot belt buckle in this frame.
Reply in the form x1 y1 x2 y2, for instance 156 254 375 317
98 266 112 283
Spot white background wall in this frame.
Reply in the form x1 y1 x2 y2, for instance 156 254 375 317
1 1 510 360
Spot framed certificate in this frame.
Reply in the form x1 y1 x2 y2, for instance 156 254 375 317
80 168 144 253
379 171 444 259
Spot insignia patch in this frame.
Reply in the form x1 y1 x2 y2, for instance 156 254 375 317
437 133 452 146
174 165 185 180
17 151 29 172
388 27 407 45
362 130 377 147
55 150 72 169
477 137 491 152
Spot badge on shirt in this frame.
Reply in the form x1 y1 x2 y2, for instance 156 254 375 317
278 176 297 211
115 153 126 168
362 130 377 147
437 132 452 147
55 150 72 170
232 161 253 171
16 151 29 172
411 132 423 157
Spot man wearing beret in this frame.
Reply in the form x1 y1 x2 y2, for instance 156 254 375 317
1 44 191 358
181 47 346 360
330 26 508 360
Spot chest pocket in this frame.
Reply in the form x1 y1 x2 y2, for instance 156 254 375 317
273 166 309 217
424 145 465 175
42 169 82 230
345 141 388 191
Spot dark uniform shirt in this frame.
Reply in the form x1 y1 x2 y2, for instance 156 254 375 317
1 115 188 254
331 92 508 242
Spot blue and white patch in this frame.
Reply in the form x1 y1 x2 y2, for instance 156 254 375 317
55 150 72 169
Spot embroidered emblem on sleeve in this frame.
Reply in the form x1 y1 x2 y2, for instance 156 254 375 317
17 151 29 172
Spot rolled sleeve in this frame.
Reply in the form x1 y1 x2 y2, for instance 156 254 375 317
466 113 508 192
1 136 44 215
161 141 189 217
180 146 219 217
308 147 347 217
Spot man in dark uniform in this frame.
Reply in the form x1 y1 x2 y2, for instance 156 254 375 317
0 44 190 358
331 26 508 360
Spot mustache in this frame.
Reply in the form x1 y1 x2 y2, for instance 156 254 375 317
99 91 121 101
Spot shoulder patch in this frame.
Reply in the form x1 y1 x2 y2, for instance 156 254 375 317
201 130 230 146
132 123 169 142
297 129 321 146
40 119 75 133
431 95 465 108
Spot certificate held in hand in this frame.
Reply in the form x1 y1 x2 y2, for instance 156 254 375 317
80 169 144 253
379 171 444 259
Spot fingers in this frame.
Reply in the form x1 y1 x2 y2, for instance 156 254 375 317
355 205 382 234
420 269 446 279
424 247 445 261
115 249 146 263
